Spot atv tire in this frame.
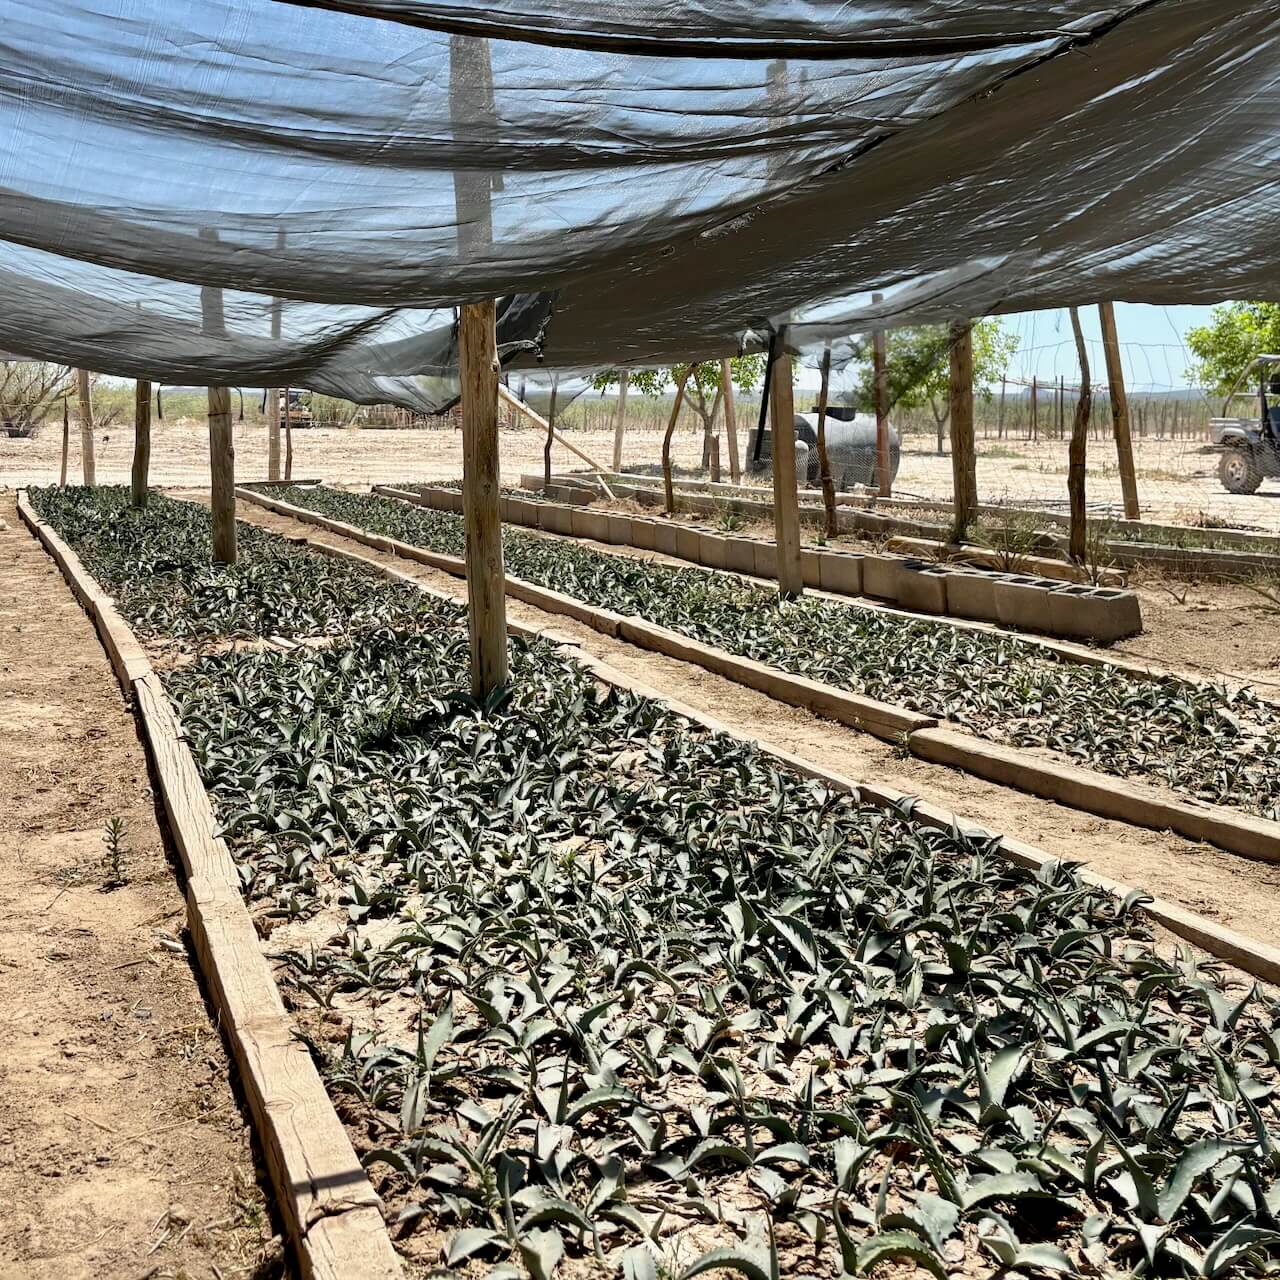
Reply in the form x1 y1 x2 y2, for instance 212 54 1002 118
1219 447 1262 495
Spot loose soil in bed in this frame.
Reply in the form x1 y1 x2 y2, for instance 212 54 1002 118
230 498 1280 953
0 492 282 1280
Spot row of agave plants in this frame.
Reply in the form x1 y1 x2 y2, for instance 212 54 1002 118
256 484 1280 822
31 486 1280 1279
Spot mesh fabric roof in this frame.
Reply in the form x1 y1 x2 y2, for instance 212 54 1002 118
0 0 1276 407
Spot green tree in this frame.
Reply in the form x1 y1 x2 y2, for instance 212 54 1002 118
592 356 765 447
850 321 1019 454
1186 302 1280 396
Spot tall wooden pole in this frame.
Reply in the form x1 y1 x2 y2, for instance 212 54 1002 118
948 321 977 542
1098 301 1139 519
872 294 891 497
267 229 284 482
661 367 692 514
720 359 741 483
459 300 508 697
1030 376 1038 442
815 344 837 538
611 370 629 473
208 386 237 564
769 333 803 597
1068 307 1092 564
76 369 95 485
543 375 559 489
131 379 151 507
283 385 294 480
59 397 69 486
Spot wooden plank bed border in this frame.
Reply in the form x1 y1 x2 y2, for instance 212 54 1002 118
228 497 1280 988
15 490 403 1280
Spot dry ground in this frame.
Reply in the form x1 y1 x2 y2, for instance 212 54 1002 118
0 494 283 1280
5 418 1280 531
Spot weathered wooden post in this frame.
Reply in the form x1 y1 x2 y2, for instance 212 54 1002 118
611 369 629 473
815 343 837 538
769 332 803 597
59 396 69 486
1098 301 1139 519
872 295 891 497
459 300 508 697
201 226 235 563
131 379 151 507
76 369 95 485
948 321 977 542
1068 307 1092 563
720 359 741 483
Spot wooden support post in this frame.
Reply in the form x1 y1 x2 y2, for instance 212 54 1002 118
1067 307 1092 564
208 386 237 564
948 321 977 542
283 385 294 481
266 389 281 481
769 334 804 597
872 294 891 496
661 367 693 514
720 359 741 483
997 375 1007 438
1098 301 1139 519
131 379 151 508
459 300 508 698
1030 376 1038 442
611 370 629 473
59 397 69 486
815 343 837 538
1057 375 1065 440
543 375 559 490
76 368 95 485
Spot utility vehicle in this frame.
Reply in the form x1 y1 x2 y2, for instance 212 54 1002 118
1212 354 1280 494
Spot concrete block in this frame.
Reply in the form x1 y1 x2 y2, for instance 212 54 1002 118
753 540 778 580
1049 585 1144 643
538 502 574 536
724 537 757 575
993 574 1058 633
676 525 702 564
699 531 729 570
862 553 901 601
896 563 949 614
632 519 658 551
571 507 611 542
817 551 863 597
607 514 633 545
946 569 999 621
801 549 823 588
652 520 680 557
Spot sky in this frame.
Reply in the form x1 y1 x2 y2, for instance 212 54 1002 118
996 303 1216 392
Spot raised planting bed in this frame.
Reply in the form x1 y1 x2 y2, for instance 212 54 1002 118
251 485 1280 825
384 482 1142 643
37 485 1280 1279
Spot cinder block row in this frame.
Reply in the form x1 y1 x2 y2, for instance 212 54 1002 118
396 487 1142 643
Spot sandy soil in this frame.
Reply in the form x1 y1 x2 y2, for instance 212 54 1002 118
0 495 282 1280
6 419 1280 532
232 499 1280 955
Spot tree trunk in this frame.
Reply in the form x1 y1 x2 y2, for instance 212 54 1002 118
76 368 95 485
131 379 151 507
661 367 692 514
611 370 629 473
1068 307 1092 564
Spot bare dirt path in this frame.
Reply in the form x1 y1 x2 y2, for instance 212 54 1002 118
0 493 281 1280
231 499 1280 954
